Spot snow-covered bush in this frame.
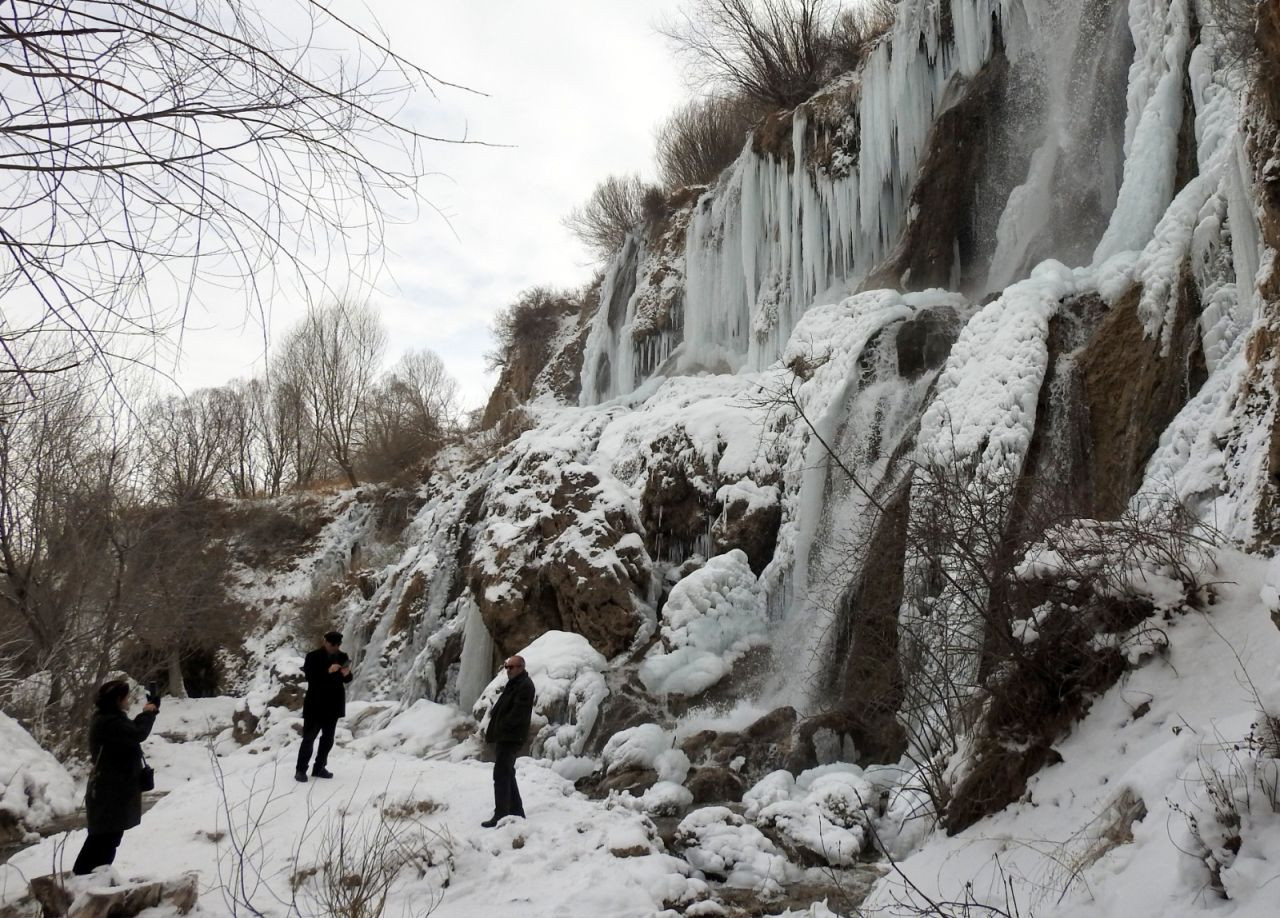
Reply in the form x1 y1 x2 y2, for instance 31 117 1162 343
472 631 608 759
639 550 767 696
1173 728 1280 898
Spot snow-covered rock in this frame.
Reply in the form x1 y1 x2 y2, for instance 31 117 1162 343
0 712 77 838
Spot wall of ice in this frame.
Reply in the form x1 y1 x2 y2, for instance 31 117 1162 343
583 0 1023 405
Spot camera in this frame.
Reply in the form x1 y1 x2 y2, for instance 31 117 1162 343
145 681 162 708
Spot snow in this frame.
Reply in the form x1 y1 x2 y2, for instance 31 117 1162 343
9 0 1280 914
0 711 77 836
603 723 675 773
639 550 768 697
674 806 797 895
862 548 1280 917
0 696 717 918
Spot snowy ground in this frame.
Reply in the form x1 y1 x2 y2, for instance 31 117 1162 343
0 695 840 918
864 548 1280 917
4 548 1280 917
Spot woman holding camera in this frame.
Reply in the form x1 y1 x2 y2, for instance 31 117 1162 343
71 680 159 875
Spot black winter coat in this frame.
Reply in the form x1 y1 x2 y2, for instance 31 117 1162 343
301 647 353 720
85 708 157 834
485 671 535 744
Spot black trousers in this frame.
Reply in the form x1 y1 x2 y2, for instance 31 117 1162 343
492 741 524 819
72 831 124 875
296 715 338 773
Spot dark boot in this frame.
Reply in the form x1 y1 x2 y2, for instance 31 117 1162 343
311 766 334 779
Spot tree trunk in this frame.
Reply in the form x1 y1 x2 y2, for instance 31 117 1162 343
167 646 188 698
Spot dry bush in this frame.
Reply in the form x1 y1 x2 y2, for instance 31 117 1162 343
486 287 581 371
563 174 660 261
300 809 449 918
294 583 349 647
656 95 763 188
661 0 843 108
830 0 896 74
1171 726 1280 897
359 349 460 485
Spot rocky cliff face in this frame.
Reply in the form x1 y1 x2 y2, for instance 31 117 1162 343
314 0 1280 863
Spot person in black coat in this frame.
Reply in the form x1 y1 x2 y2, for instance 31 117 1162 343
295 630 352 782
481 655 535 828
72 680 158 875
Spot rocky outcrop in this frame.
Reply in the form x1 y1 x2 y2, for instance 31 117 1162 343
862 51 1010 292
482 287 598 430
640 432 718 564
9 872 198 918
470 463 652 659
710 482 782 576
679 707 819 790
1077 284 1206 519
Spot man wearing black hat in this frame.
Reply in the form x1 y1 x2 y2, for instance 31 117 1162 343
296 631 352 782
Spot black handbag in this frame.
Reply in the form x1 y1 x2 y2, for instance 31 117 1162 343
139 751 155 792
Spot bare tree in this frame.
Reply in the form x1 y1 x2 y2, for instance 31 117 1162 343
144 388 233 503
0 0 479 389
277 302 387 488
360 348 459 481
270 375 326 491
656 95 763 189
217 383 262 500
563 175 654 261
0 367 145 742
661 0 841 108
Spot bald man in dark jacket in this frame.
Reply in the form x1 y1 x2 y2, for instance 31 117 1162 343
481 655 535 827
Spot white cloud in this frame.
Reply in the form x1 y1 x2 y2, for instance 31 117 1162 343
171 0 688 410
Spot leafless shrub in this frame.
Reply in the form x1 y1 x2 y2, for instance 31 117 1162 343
486 287 582 372
655 95 763 189
830 0 896 74
294 583 349 648
300 809 449 918
1170 725 1280 898
660 0 842 108
1205 0 1280 114
563 174 659 261
360 350 460 484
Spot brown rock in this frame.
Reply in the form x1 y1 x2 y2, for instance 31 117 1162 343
599 768 660 798
711 483 782 575
231 705 260 745
861 51 1010 293
28 875 73 916
68 873 199 918
609 842 651 858
470 464 651 659
685 767 747 804
679 707 816 787
1078 284 1206 519
640 432 718 564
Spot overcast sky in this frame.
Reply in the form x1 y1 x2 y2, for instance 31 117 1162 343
172 0 687 410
